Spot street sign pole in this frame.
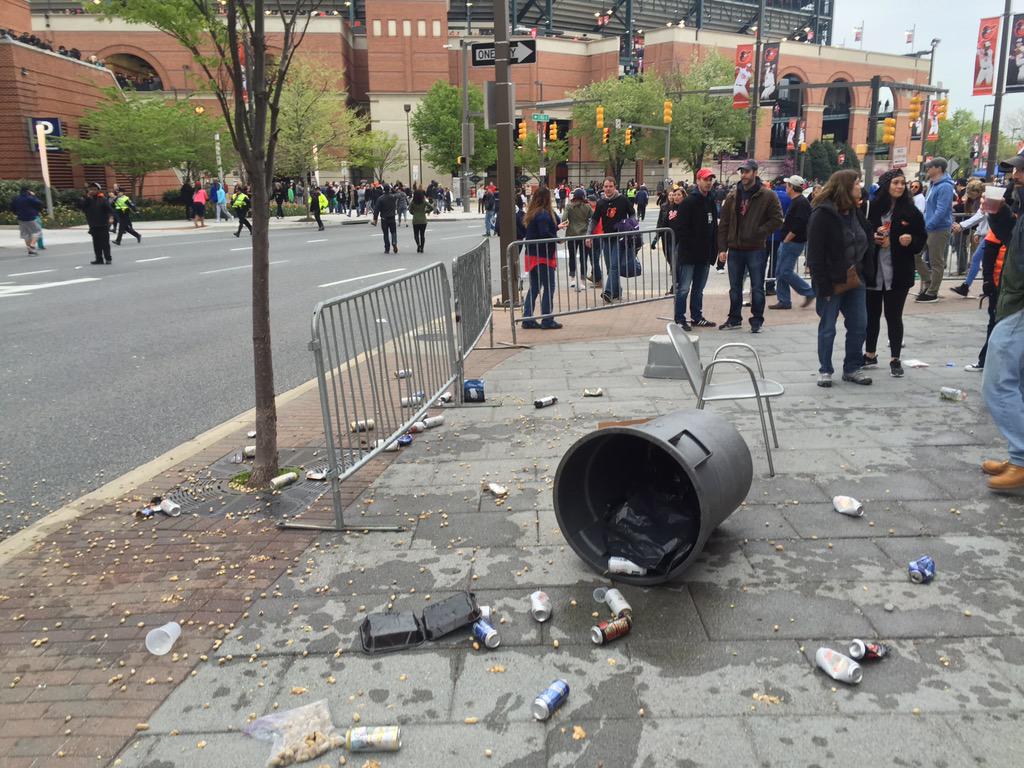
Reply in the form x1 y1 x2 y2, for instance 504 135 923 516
461 40 471 213
494 0 518 305
34 123 53 217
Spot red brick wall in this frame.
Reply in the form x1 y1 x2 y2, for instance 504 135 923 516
364 0 448 94
0 40 178 194
0 0 29 32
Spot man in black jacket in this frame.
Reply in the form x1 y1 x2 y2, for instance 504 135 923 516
586 177 635 302
79 183 114 264
674 169 720 330
373 184 399 253
770 175 815 309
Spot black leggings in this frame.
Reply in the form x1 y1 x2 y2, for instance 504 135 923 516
413 223 426 249
235 213 252 235
865 286 909 358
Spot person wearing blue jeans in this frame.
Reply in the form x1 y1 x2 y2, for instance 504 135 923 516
981 152 1024 491
600 237 622 300
770 175 815 309
716 159 783 332
805 169 875 387
587 177 634 304
675 263 711 327
674 170 719 329
520 186 567 329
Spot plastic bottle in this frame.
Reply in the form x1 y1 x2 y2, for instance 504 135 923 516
815 647 863 684
939 387 968 401
534 395 558 408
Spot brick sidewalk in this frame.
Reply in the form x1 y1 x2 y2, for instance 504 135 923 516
0 291 983 767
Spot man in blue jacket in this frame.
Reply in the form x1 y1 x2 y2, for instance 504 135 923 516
11 187 43 255
917 156 955 302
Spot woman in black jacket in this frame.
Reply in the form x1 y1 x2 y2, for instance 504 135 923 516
806 170 875 388
863 169 928 378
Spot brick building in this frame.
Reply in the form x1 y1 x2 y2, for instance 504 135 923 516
7 0 930 194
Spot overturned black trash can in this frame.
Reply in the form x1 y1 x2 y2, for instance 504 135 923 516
553 409 753 585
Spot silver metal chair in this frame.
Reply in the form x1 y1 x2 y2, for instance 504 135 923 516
666 323 784 477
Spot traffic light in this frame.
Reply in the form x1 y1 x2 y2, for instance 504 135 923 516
596 105 605 129
663 100 673 125
799 142 808 153
602 127 610 144
624 127 632 146
549 122 558 141
908 95 923 121
881 117 896 145
518 120 527 143
935 98 949 120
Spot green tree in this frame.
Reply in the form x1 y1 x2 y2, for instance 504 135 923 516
663 53 750 178
515 133 570 181
804 140 860 182
95 0 325 487
60 90 182 199
568 75 667 186
350 130 407 183
275 60 366 179
173 103 239 185
410 81 496 175
927 108 980 176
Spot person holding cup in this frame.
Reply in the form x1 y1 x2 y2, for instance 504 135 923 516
863 169 928 378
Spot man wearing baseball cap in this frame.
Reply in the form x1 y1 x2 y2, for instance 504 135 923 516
981 153 1024 490
917 156 955 302
673 168 720 330
717 159 784 332
770 175 816 309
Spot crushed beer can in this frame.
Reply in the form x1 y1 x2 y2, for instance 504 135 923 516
832 495 864 517
345 726 401 752
534 395 558 408
485 482 508 498
908 555 936 584
394 368 413 379
472 618 500 648
849 638 890 661
350 419 375 433
582 388 604 397
591 616 632 645
401 392 426 408
397 434 414 447
815 647 863 684
532 679 570 721
593 587 632 618
529 590 552 622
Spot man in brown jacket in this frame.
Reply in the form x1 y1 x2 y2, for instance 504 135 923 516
717 159 784 332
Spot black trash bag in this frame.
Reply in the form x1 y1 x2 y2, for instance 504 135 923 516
604 444 701 574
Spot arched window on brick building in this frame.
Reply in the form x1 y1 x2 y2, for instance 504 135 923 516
769 74 802 159
106 53 163 92
822 80 851 145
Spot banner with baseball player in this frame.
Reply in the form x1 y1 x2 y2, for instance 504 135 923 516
1006 14 1024 93
759 43 780 105
786 118 797 151
732 43 754 110
928 101 940 141
974 17 999 96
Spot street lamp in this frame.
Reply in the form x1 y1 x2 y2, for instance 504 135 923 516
466 0 473 35
404 103 412 188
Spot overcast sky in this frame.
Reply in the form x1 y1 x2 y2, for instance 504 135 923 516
832 0 1020 119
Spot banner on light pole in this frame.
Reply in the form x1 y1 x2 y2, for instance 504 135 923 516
759 43 780 105
732 44 754 110
974 17 999 97
1005 15 1024 93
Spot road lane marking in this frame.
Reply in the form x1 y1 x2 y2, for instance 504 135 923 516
230 246 252 251
307 239 328 243
8 269 56 278
135 256 170 263
440 233 481 240
0 278 100 298
200 260 289 275
318 268 405 288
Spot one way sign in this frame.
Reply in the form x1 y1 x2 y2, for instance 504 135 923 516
471 39 537 67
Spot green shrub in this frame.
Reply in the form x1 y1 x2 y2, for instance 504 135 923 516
0 205 85 228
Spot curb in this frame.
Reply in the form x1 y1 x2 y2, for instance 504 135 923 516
0 375 322 567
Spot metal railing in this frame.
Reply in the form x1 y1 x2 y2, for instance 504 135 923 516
504 227 676 344
451 238 493 399
296 262 459 531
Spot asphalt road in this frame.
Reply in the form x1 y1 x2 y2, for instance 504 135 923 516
0 216 496 538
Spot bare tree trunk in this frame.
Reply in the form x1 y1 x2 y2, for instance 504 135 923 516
136 174 145 201
248 174 279 486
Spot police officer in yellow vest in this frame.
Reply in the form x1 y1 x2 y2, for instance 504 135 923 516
311 186 328 231
231 185 252 237
112 186 141 245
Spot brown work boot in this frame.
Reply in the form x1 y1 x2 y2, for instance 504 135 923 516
987 464 1024 491
982 459 1010 476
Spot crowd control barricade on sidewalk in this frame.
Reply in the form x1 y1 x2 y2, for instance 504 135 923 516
297 263 459 531
504 228 676 345
451 238 494 399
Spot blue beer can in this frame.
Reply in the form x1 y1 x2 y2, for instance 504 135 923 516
532 679 570 721
908 555 935 584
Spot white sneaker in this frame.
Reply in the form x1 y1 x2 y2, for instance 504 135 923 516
817 372 833 388
965 363 984 372
569 279 577 288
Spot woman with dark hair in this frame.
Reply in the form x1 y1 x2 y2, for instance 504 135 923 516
863 169 928 378
806 169 875 388
909 179 926 213
409 188 433 252
521 185 568 330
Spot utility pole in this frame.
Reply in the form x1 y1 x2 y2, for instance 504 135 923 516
987 0 1013 178
214 132 224 183
862 75 881 186
461 40 472 212
494 0 518 304
747 0 765 158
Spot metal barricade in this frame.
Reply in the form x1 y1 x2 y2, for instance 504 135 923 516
299 262 459 531
451 238 493 398
504 227 676 345
948 212 973 276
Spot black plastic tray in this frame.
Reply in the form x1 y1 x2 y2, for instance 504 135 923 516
422 592 481 640
359 612 425 654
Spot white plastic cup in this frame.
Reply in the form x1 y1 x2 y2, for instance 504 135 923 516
982 185 1004 214
145 621 181 656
